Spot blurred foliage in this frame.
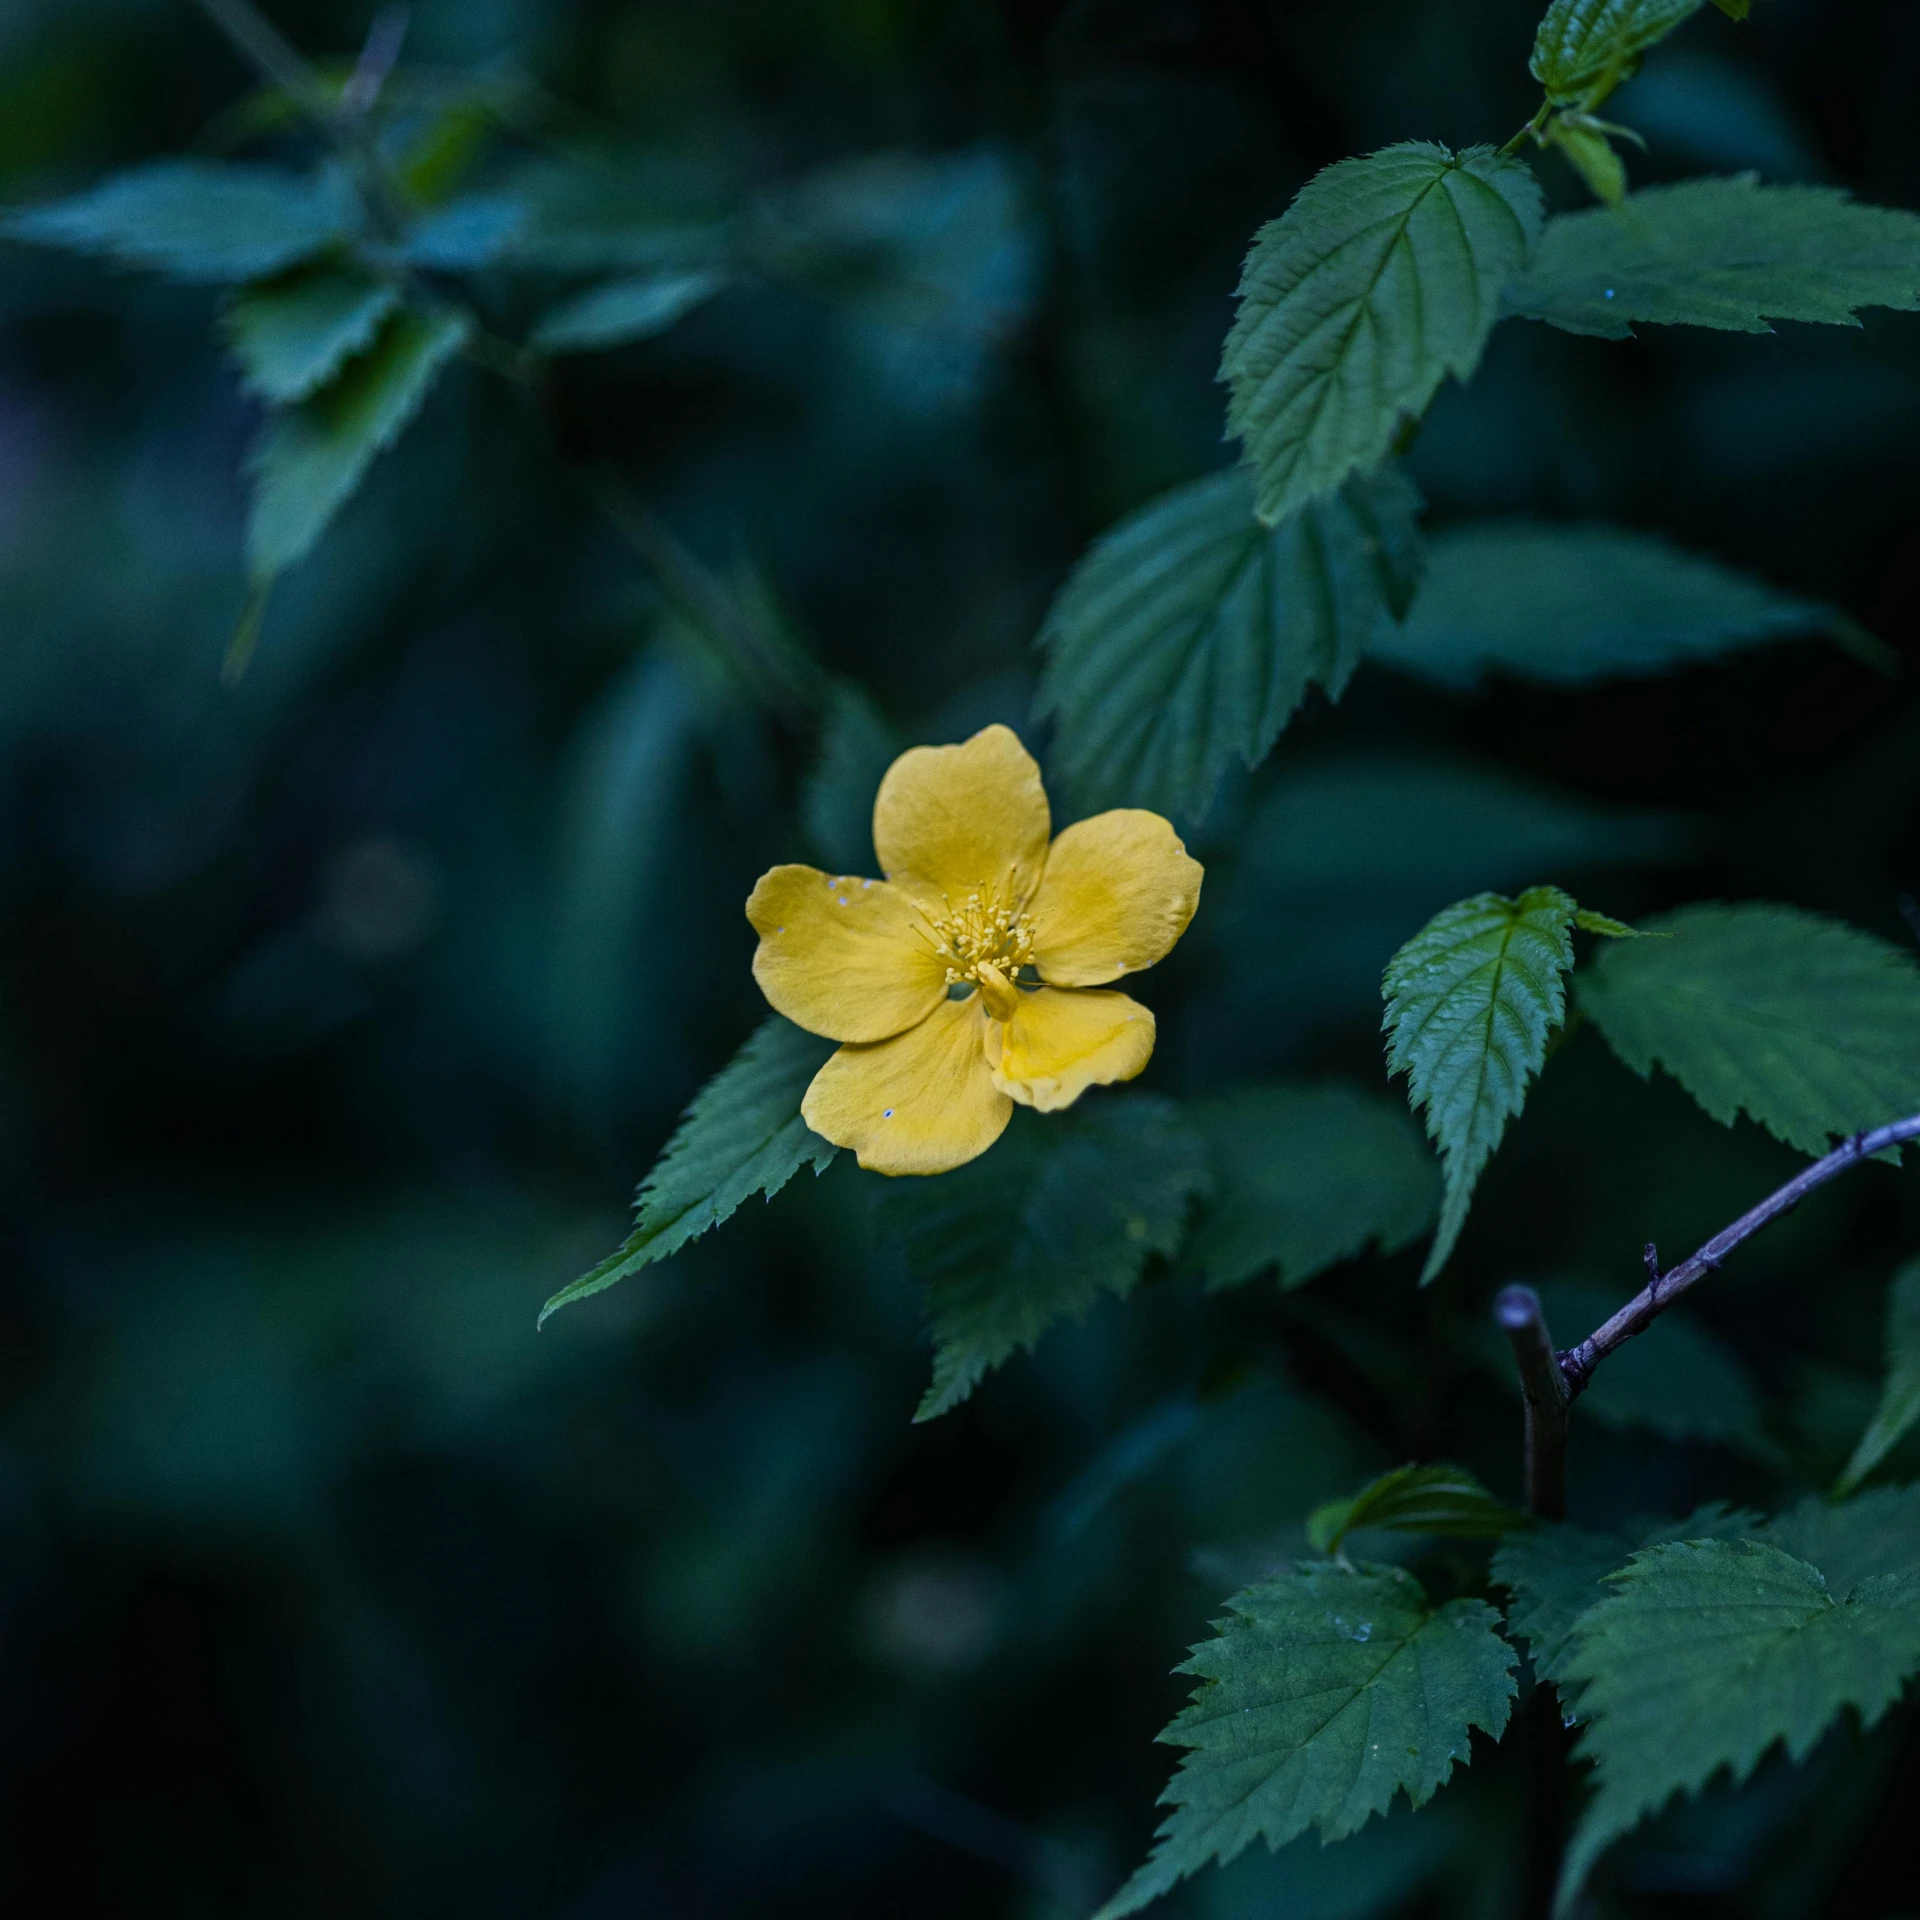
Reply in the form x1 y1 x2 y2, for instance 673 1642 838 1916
0 1 1919 1917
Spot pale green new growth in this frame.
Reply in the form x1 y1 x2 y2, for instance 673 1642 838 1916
1578 902 1920 1158
1554 1536 1920 1913
1187 1082 1438 1292
223 268 402 405
1036 465 1423 819
531 268 729 354
1096 1563 1516 1918
1 158 350 283
247 305 472 582
1385 888 1634 1281
1370 521 1835 687
1222 145 1540 527
1837 1261 1920 1495
883 1099 1207 1421
1531 0 1715 110
539 1016 837 1325
1508 178 1920 339
1307 1463 1522 1557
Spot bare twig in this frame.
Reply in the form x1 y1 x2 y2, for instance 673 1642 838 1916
1496 1286 1569 1519
1560 1110 1920 1396
340 8 410 121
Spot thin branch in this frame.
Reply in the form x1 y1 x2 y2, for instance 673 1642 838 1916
340 8 410 122
1560 1110 1920 1396
1496 1286 1569 1519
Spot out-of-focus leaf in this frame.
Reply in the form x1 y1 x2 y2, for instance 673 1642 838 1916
1035 465 1423 821
246 304 470 583
1555 1539 1920 1914
1187 1082 1438 1291
531 268 729 354
540 1017 838 1325
1760 1484 1920 1590
1542 114 1630 205
1384 888 1583 1281
1095 1563 1516 1918
1507 179 1920 339
1531 0 1718 110
881 1098 1207 1421
1371 522 1836 688
0 159 351 282
1578 903 1920 1157
1223 144 1541 526
801 680 899 873
1837 1261 1920 1495
1493 1504 1758 1687
222 267 401 405
402 193 527 269
1307 1463 1522 1556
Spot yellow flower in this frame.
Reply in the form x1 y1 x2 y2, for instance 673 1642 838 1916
745 724 1203 1175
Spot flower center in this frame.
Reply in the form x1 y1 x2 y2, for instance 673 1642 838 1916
927 880 1035 993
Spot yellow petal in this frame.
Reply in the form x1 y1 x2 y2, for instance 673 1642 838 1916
872 723 1051 913
747 864 945 1043
802 994 1011 1175
987 986 1155 1113
1027 810 1203 987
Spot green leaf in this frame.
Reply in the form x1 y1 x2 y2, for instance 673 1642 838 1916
1095 1563 1516 1919
1383 887 1579 1282
1578 902 1920 1158
539 1016 838 1326
1544 115 1630 205
222 267 402 405
881 1098 1207 1421
1370 522 1838 688
1531 0 1713 110
1506 178 1920 339
1307 1463 1522 1556
529 268 728 354
1554 1538 1920 1913
1571 908 1648 938
246 304 472 584
1837 1262 1920 1495
1492 1504 1758 1687
1761 1484 1920 1591
0 159 351 283
1034 464 1422 821
1186 1082 1439 1292
1222 144 1541 527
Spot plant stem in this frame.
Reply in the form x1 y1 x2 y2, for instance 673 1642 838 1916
1498 101 1552 157
1495 1285 1568 1518
1560 1110 1920 1396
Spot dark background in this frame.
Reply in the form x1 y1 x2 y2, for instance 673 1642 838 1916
1 0 1918 1914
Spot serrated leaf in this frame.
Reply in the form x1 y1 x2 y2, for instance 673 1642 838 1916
881 1098 1207 1421
1760 1484 1920 1591
539 1016 838 1325
246 304 471 584
530 268 729 354
1096 1563 1516 1918
1545 115 1630 205
1531 0 1713 110
1033 465 1424 821
0 159 351 284
1222 144 1541 527
1506 178 1920 339
1186 1082 1439 1292
1555 1538 1920 1913
1383 888 1579 1282
222 267 402 405
1492 1504 1758 1687
1308 1463 1522 1556
1578 902 1920 1158
1370 522 1837 688
1837 1262 1920 1496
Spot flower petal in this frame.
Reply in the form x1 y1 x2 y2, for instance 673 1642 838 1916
802 994 1011 1174
988 986 1156 1112
1027 810 1204 987
872 723 1051 912
747 864 946 1043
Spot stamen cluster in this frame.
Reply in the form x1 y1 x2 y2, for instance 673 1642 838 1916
927 876 1036 987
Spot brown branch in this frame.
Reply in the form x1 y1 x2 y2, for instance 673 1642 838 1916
1496 1286 1569 1518
1560 1110 1920 1397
